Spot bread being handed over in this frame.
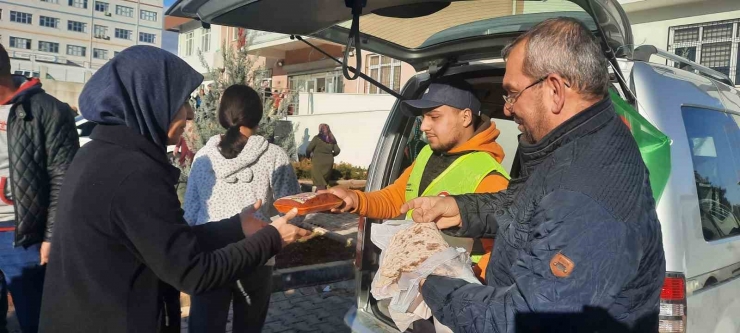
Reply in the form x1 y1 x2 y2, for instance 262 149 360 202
376 223 450 288
273 192 343 215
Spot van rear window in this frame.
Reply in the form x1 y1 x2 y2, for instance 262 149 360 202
682 106 740 241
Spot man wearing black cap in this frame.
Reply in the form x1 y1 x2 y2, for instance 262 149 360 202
325 81 509 279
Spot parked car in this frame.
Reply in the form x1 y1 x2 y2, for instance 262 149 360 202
76 115 176 155
169 1 740 332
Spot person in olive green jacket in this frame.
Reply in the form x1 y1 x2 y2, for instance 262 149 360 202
306 124 340 190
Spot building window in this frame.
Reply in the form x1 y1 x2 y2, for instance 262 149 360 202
703 23 733 41
9 37 31 50
669 20 740 85
38 41 59 53
113 51 120 57
39 16 59 28
10 11 32 25
232 27 239 41
94 1 109 13
93 48 108 60
41 0 59 3
116 5 133 17
139 32 156 44
140 10 157 22
288 71 344 94
67 45 86 57
674 27 699 44
68 0 88 9
94 25 108 39
185 31 194 56
201 28 211 52
701 42 732 76
366 55 402 94
68 20 87 33
115 28 132 40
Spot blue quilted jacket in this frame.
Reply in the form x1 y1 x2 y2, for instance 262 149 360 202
421 97 666 333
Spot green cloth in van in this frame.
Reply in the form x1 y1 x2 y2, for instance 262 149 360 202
610 90 671 203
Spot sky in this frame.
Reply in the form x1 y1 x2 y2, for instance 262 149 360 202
161 0 179 54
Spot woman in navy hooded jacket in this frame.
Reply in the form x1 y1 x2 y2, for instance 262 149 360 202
37 46 309 333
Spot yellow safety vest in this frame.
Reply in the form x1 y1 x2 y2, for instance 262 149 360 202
405 145 510 263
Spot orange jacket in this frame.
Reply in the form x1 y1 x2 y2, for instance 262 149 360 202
352 121 509 279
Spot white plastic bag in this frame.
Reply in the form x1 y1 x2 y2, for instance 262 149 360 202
370 220 481 331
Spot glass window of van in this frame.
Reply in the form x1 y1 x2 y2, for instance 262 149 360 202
682 106 740 241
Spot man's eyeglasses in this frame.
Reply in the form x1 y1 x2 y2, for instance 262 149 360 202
502 75 571 105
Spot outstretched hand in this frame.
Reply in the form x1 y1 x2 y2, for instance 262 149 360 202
400 196 462 230
319 188 358 213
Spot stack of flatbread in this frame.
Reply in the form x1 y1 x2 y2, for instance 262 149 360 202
375 223 450 288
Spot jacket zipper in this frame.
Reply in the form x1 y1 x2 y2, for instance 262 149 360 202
6 104 19 247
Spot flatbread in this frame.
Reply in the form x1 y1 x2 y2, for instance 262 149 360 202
376 223 450 288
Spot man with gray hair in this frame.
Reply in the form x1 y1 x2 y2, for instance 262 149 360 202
401 17 665 332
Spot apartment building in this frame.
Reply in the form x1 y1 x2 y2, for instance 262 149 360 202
0 0 164 83
621 0 740 85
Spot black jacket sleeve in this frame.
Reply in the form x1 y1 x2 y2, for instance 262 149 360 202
42 99 80 241
421 190 638 333
442 189 511 239
111 168 283 295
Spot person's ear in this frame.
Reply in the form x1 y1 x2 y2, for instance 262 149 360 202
546 74 567 115
461 108 474 128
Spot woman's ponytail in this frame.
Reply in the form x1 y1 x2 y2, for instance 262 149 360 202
218 126 248 159
216 84 263 159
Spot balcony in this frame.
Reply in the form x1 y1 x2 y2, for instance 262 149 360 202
267 90 396 116
245 31 331 58
250 31 291 45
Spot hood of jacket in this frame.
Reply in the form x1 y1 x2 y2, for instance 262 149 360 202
202 134 270 183
446 119 506 163
1 76 43 105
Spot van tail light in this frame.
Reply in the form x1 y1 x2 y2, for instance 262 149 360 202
659 273 687 333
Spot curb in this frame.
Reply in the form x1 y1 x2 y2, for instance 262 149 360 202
272 260 355 292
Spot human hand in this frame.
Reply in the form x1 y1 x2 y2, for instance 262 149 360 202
239 200 269 236
400 196 462 230
40 241 51 265
269 208 312 247
320 188 358 213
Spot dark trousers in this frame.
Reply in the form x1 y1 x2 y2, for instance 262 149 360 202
159 282 181 333
0 229 44 333
188 266 273 333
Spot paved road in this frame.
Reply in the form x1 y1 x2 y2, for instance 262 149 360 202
5 280 356 333
181 279 356 333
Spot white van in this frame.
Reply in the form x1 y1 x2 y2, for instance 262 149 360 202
168 1 740 331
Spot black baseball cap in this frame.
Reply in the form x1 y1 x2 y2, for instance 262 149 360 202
402 81 482 117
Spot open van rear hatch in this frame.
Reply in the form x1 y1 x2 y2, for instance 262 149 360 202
167 0 633 72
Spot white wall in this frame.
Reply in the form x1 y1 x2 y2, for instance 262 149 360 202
10 59 92 83
177 22 223 75
297 92 396 115
289 110 391 168
628 1 740 56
